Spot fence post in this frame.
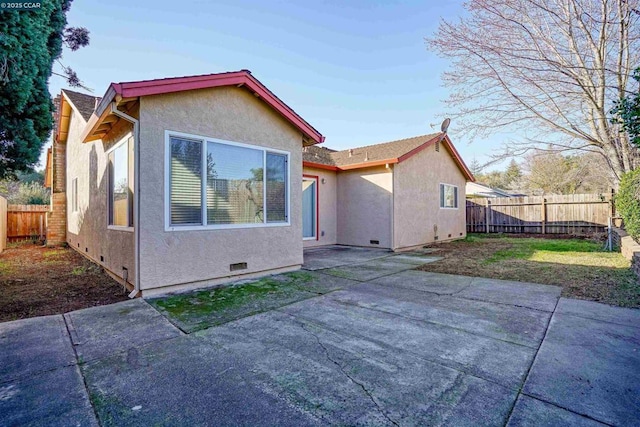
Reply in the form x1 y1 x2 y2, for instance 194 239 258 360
541 198 547 234
485 199 490 234
610 188 616 218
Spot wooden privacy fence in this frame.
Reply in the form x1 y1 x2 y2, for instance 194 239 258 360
466 193 613 234
0 196 6 252
7 204 49 242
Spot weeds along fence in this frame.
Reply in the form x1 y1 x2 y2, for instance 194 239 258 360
7 204 49 242
466 193 614 235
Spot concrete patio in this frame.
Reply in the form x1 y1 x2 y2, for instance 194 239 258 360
1 247 638 426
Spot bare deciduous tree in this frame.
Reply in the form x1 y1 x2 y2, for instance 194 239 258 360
428 0 640 183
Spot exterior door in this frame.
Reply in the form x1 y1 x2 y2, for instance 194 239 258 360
302 177 317 240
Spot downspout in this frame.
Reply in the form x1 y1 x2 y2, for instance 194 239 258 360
110 103 141 298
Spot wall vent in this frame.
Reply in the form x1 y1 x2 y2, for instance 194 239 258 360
448 233 452 238
230 262 248 272
85 247 88 253
370 240 380 245
100 255 104 262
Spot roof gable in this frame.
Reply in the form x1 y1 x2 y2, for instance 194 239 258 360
62 89 100 122
303 133 475 181
83 70 323 144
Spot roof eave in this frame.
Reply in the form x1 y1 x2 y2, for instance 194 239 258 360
102 71 324 144
302 161 339 171
337 158 398 170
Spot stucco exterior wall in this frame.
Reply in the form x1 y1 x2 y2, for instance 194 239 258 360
393 142 467 249
65 109 136 283
302 166 337 248
336 165 393 248
138 86 304 292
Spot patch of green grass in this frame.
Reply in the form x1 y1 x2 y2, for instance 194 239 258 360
421 234 640 307
150 271 317 332
485 238 601 264
43 249 65 258
71 266 87 275
0 260 13 274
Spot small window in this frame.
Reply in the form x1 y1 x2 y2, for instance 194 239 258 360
71 178 78 213
440 183 458 209
167 132 290 229
108 136 134 227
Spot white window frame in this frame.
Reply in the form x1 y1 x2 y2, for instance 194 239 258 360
302 176 318 241
439 182 459 210
71 178 78 213
164 130 291 231
106 133 134 232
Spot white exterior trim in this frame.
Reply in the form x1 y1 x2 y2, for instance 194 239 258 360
439 182 459 210
302 176 317 240
164 130 291 232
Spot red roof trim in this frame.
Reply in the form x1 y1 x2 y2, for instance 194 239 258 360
109 70 324 144
397 134 441 163
395 133 475 181
441 134 475 182
303 161 338 171
338 158 398 170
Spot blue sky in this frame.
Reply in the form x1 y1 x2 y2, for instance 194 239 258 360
44 0 507 170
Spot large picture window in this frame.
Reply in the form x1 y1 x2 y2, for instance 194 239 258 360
166 132 289 230
440 183 458 209
108 136 134 227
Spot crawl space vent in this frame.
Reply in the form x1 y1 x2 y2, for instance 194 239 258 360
370 240 380 245
230 262 248 272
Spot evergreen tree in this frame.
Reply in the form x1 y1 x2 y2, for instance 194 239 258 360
0 1 88 177
504 159 522 189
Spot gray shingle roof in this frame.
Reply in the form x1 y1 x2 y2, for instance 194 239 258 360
62 89 100 122
303 133 441 168
302 145 337 166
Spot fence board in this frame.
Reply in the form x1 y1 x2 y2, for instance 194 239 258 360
0 197 6 252
7 204 49 242
466 193 612 235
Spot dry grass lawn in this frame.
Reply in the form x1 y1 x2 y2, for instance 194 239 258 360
419 234 640 308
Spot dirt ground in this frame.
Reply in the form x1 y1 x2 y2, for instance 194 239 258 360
418 234 640 308
0 243 129 322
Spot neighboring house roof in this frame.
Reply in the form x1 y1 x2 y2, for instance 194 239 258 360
61 89 100 122
82 70 324 144
303 133 475 181
466 182 521 197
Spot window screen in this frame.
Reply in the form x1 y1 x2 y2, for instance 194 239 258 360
266 152 287 223
109 142 129 226
167 134 289 228
440 184 458 208
71 178 78 213
170 137 203 225
206 142 263 225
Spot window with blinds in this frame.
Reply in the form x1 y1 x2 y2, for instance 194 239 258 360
167 133 289 229
170 137 203 226
440 183 458 209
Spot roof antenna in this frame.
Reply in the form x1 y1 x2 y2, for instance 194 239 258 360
349 149 353 157
364 151 369 161
94 97 99 111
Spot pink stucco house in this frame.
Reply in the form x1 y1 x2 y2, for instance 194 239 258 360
46 70 474 296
